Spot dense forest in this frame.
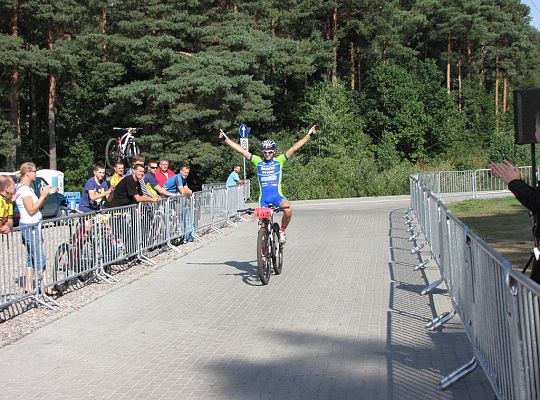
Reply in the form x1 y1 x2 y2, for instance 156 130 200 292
1 0 540 197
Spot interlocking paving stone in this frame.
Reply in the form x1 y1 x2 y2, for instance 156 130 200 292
0 197 495 399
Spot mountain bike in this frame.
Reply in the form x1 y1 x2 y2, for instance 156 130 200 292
105 127 142 169
239 205 287 285
53 212 120 291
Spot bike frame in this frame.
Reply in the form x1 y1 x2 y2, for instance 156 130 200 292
113 127 140 154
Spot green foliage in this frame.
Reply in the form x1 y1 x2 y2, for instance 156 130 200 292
1 0 540 199
489 129 529 165
62 136 95 191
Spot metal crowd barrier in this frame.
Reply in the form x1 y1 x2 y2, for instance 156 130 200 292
408 175 540 399
203 180 251 202
418 167 534 199
0 185 247 311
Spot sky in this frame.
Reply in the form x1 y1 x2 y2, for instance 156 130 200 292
522 0 540 31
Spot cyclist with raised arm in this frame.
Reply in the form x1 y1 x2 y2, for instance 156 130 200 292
219 124 317 244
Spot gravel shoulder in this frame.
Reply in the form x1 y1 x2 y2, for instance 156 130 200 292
0 220 246 348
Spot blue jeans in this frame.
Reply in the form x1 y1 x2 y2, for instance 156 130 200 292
183 203 195 242
20 222 47 271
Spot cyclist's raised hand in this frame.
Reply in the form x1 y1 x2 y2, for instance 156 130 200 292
219 129 228 142
307 125 317 138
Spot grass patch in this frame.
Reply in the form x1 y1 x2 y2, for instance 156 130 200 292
448 197 535 270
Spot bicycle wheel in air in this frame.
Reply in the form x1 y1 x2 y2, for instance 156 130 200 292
272 223 283 274
53 243 73 291
125 140 140 160
75 236 95 282
105 138 122 170
256 228 271 285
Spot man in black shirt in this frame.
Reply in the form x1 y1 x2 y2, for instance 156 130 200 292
490 113 540 284
105 164 160 208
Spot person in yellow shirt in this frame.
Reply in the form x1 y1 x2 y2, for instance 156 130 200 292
110 161 124 188
0 175 17 233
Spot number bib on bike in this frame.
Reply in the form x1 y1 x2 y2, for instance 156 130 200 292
250 154 288 207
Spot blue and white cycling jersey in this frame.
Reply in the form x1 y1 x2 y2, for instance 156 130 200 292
250 153 288 207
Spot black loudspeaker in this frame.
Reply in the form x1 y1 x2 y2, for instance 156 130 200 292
514 88 540 144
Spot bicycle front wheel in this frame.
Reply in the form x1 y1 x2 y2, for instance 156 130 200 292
272 223 283 274
125 140 140 160
105 138 122 170
256 228 271 285
53 243 72 289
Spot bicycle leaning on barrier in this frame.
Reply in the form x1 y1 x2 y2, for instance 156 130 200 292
105 127 142 169
239 205 287 285
53 210 124 291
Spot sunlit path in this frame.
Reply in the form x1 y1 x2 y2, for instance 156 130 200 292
0 197 494 399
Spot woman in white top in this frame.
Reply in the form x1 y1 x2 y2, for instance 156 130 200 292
16 162 58 296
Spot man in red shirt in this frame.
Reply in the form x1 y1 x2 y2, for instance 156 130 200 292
155 159 175 187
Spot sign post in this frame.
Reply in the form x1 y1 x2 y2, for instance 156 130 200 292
239 124 249 180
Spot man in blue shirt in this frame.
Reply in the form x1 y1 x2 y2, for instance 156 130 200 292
163 165 193 196
226 165 245 187
79 162 113 212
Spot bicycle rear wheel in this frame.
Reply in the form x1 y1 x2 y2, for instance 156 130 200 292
105 138 122 170
125 140 140 160
256 227 271 285
272 223 283 274
53 243 73 291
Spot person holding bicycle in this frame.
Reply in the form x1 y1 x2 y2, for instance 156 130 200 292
219 124 317 244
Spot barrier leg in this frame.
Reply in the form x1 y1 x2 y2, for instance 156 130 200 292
426 309 456 331
192 232 205 242
410 243 426 254
95 266 119 283
138 252 156 266
408 232 420 242
167 241 182 253
421 277 443 295
439 357 477 390
414 257 432 271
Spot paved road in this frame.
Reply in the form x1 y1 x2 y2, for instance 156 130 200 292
0 197 495 399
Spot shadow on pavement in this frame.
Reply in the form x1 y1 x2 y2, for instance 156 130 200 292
387 208 495 400
206 329 388 399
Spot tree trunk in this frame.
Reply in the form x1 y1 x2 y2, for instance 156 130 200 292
47 28 57 170
503 76 508 113
467 45 472 79
331 6 338 84
30 72 40 157
350 41 356 90
457 58 462 111
7 0 21 171
495 54 499 129
447 33 452 94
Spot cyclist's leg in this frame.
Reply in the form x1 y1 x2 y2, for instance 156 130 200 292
278 198 292 229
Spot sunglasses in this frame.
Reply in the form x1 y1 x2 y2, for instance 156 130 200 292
262 150 274 155
149 166 158 169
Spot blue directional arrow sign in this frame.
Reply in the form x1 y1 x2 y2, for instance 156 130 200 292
239 124 249 138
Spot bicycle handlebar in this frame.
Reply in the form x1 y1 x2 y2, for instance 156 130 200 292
113 127 143 132
237 205 290 215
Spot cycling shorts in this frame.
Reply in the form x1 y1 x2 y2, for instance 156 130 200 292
259 193 286 208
